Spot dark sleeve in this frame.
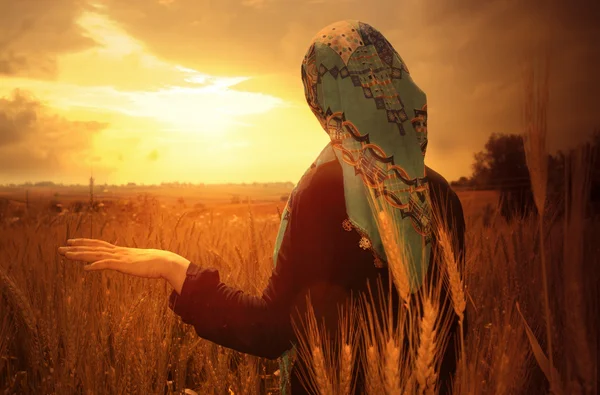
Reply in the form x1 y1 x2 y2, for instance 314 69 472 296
168 260 293 359
168 165 340 359
449 188 466 268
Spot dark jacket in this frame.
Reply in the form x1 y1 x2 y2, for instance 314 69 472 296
169 158 466 394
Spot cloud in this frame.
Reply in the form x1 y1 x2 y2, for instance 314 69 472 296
0 90 110 182
100 0 598 141
0 90 38 146
0 0 97 78
99 0 376 77
0 9 288 135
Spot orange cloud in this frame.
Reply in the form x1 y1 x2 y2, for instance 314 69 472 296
0 90 111 183
0 0 96 78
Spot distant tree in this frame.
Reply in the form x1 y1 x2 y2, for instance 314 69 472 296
450 176 472 189
471 133 537 221
471 134 531 187
471 151 491 187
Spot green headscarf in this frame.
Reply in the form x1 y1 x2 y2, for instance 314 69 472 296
273 20 433 393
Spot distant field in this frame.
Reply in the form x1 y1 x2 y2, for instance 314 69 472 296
0 183 294 206
455 189 499 213
0 184 499 220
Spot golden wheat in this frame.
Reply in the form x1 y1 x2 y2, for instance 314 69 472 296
435 225 466 325
339 343 353 395
311 346 333 395
0 180 597 393
365 344 383 395
414 298 438 395
377 210 411 304
383 337 401 394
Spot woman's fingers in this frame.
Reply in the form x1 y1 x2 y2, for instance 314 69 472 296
67 238 116 248
84 259 123 272
59 246 119 255
64 251 117 263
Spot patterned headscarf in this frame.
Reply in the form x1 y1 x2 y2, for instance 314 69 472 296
273 20 433 393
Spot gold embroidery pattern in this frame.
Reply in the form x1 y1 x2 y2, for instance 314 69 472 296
343 217 384 268
342 219 353 231
359 236 371 250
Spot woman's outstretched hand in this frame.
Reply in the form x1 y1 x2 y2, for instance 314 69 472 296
58 238 191 294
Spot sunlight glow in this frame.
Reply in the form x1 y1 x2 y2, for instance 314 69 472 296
58 10 285 135
0 8 322 184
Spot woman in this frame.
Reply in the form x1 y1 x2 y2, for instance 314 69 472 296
59 20 466 394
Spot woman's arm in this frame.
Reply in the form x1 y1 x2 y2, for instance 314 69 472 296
166 219 301 359
163 256 191 295
166 166 341 358
58 163 341 359
58 220 302 359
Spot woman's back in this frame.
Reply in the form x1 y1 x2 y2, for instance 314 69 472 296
285 158 466 394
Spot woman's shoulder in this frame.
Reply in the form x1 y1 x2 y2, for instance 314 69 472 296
297 159 344 196
425 166 450 188
425 165 465 229
426 166 459 201
289 159 345 221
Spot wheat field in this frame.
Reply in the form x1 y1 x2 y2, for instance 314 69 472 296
0 164 597 395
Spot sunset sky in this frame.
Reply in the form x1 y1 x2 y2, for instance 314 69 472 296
1 0 598 185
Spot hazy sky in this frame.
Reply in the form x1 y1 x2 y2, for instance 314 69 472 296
0 0 598 184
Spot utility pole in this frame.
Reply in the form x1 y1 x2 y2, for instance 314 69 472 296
89 167 94 237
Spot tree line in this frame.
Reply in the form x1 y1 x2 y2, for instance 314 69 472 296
450 130 600 220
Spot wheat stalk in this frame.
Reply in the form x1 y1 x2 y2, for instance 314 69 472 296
435 225 466 324
311 345 333 395
365 344 383 395
384 337 401 394
0 264 44 368
114 291 150 353
562 145 595 391
291 296 360 395
522 58 549 216
339 343 353 395
433 217 467 387
414 298 438 395
359 279 415 395
522 54 556 389
378 210 411 304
